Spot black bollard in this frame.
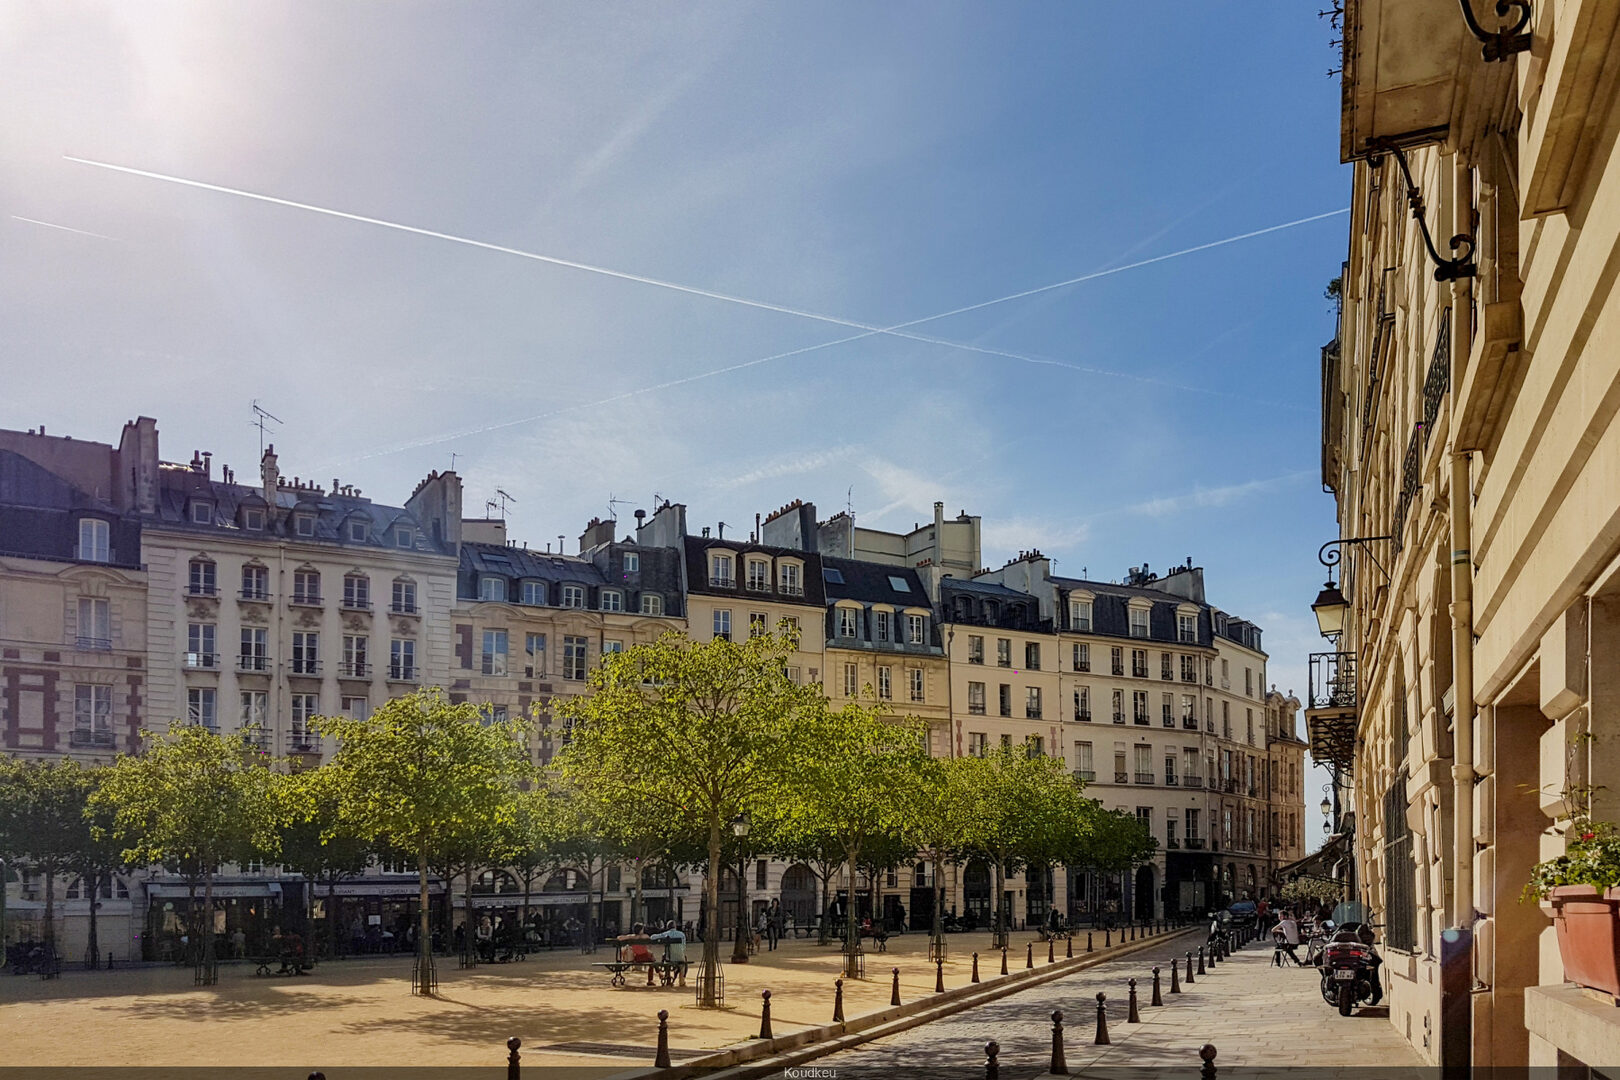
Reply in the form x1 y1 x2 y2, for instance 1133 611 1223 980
936 957 945 994
1151 966 1163 1006
1105 927 1111 947
834 978 846 1023
985 1040 1000 1080
655 1010 671 1069
1197 945 1206 974
1001 946 1008 975
1050 1009 1069 1075
1093 992 1110 1045
1186 949 1196 983
1200 1043 1218 1080
759 990 773 1040
309 1074 325 1080
1026 941 1033 969
1048 938 1055 964
972 952 980 983
1087 931 1093 952
1170 956 1181 993
1127 978 1140 1023
1129 922 1136 941
891 967 901 1006
507 1036 521 1080
1066 935 1073 959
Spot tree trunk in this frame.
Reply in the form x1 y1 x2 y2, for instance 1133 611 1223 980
42 865 57 951
931 852 944 949
817 865 834 946
843 852 862 978
993 860 1007 947
328 877 340 959
86 870 100 969
200 869 217 984
414 848 434 995
583 860 597 954
731 853 748 963
632 858 643 927
463 868 476 967
700 816 722 1007
186 879 199 968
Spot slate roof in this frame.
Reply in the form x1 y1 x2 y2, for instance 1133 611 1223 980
820 557 929 608
461 542 606 585
683 536 827 605
0 449 116 513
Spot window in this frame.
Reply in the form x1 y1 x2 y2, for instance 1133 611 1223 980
844 663 859 697
600 590 623 613
478 576 506 602
1206 696 1216 733
525 633 546 675
1134 747 1153 784
837 608 859 638
77 518 110 562
1161 652 1173 680
710 553 734 586
292 570 321 604
967 681 986 714
1025 686 1042 719
781 615 799 634
1246 709 1255 745
1136 807 1153 830
1132 690 1149 724
342 696 370 720
602 640 624 657
390 639 416 680
292 631 320 674
877 666 892 699
1129 607 1150 638
875 610 891 641
996 638 1012 667
186 623 217 668
561 585 585 608
1070 599 1092 632
1074 686 1091 721
1165 818 1177 846
1114 748 1128 783
188 559 216 596
240 691 268 730
909 668 924 703
1222 701 1231 739
1131 649 1148 678
242 508 264 531
1221 658 1230 688
968 732 989 757
395 528 413 549
741 558 767 592
640 593 663 615
1245 667 1254 697
1026 734 1044 757
1184 808 1201 840
1073 740 1094 780
343 574 370 609
749 612 769 638
391 579 417 613
291 693 317 742
348 519 369 542
623 552 639 572
1111 647 1124 676
823 566 845 585
295 515 316 538
887 575 911 593
1178 613 1197 643
187 687 217 730
74 684 111 740
968 635 984 664
77 597 110 650
1025 642 1041 669
482 630 508 676
999 684 1012 717
1112 689 1125 724
240 628 268 671
1184 747 1202 784
1001 733 1014 751
779 562 802 595
1162 691 1174 726
1181 694 1197 727
563 636 588 680
1164 753 1178 785
907 614 925 645
713 610 731 641
1181 654 1197 682
342 635 368 677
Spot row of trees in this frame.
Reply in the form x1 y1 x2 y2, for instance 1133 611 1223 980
0 629 1153 1002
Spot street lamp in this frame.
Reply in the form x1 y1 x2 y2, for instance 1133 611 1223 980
1320 795 1333 819
1312 580 1350 642
731 813 751 964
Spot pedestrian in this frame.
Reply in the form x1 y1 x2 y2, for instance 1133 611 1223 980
766 899 781 951
230 928 247 959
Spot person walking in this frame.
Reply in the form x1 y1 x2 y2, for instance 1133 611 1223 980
766 899 781 951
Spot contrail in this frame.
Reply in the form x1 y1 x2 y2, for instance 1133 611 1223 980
10 215 117 241
64 154 1342 382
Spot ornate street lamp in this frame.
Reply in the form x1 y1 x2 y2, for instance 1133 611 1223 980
731 813 751 964
1312 581 1350 643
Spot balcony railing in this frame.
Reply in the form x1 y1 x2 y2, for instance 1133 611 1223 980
1165 775 1178 786
1166 838 1180 849
388 665 419 682
289 592 323 607
187 583 218 597
968 703 986 715
1074 710 1091 722
1114 770 1129 784
1393 422 1422 552
237 655 271 673
69 729 115 748
744 578 769 592
286 732 318 755
184 652 220 669
341 597 372 611
391 601 419 615
76 635 112 651
1113 712 1125 724
1181 717 1198 730
1308 651 1358 710
1184 775 1204 789
1073 769 1096 782
338 661 370 678
1132 663 1148 678
1162 713 1175 727
1422 311 1451 444
1133 715 1149 726
1183 837 1205 850
240 587 271 602
1025 708 1042 720
1134 772 1154 785
779 583 804 596
289 659 322 676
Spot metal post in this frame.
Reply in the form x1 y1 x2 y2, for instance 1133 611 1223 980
1127 978 1140 1023
1186 950 1196 983
1026 941 1033 969
890 967 901 1006
759 990 773 1040
1151 966 1163 1006
1087 931 1093 952
971 952 980 983
1169 957 1181 993
936 956 945 993
655 1010 671 1069
1048 938 1055 964
1105 927 1111 947
1093 992 1110 1045
1000 946 1008 975
507 1036 521 1080
985 1040 1000 1080
1065 935 1073 959
1200 1042 1218 1080
834 978 845 1023
1050 1009 1069 1075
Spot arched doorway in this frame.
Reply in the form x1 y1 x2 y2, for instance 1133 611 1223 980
1134 865 1155 920
780 864 817 928
963 862 992 928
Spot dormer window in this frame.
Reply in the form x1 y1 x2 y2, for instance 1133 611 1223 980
295 515 316 538
907 614 926 645
600 590 623 612
190 501 213 525
521 580 546 606
561 584 585 608
779 562 802 596
1129 607 1150 638
1070 599 1093 632
746 559 769 592
395 528 413 549
348 520 369 542
1177 613 1198 643
709 553 734 587
77 518 109 563
623 552 640 573
242 507 265 531
838 608 859 638
478 576 506 602
640 593 663 615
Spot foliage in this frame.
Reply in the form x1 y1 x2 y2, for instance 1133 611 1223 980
275 767 374 957
1280 874 1346 905
0 758 100 948
1523 818 1620 901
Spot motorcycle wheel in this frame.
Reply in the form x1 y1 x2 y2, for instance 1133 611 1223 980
1338 982 1355 1016
1320 977 1337 1005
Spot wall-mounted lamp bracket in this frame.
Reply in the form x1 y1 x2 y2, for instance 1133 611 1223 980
1319 536 1393 582
1457 0 1531 62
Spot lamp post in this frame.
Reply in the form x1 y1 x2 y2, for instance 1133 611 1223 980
731 813 751 964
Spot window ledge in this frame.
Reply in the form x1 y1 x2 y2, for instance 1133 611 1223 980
1525 983 1620 1068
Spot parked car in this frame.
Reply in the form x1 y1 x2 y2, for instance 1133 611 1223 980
1226 900 1258 927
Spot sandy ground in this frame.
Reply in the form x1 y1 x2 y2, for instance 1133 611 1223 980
0 927 1154 1073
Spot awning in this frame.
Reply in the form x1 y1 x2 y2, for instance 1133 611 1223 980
144 883 281 899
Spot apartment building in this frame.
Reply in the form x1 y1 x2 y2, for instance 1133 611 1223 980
1317 1 1620 1068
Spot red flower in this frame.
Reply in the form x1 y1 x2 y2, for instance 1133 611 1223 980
1580 832 1596 841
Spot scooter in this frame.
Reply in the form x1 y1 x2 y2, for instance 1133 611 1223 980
1317 921 1382 1016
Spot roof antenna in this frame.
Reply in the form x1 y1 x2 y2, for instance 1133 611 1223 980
493 489 516 520
250 400 282 457
450 452 460 472
607 493 629 523
847 486 854 518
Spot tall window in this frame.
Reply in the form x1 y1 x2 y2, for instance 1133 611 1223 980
747 612 767 639
1131 649 1148 678
188 559 216 596
713 610 732 641
1073 740 1094 780
479 576 505 601
1070 599 1092 632
186 623 217 668
1025 686 1042 719
240 691 268 731
1161 691 1174 726
710 553 734 586
561 585 585 608
522 580 546 605
240 628 268 671
343 574 370 608
999 684 1012 717
1184 747 1202 783
967 681 986 714
968 635 984 664
1133 744 1152 782
1111 647 1124 676
1074 643 1090 672
1383 774 1417 951
74 684 111 740
290 694 317 743
838 608 858 637
292 570 321 604
292 631 320 674
1132 690 1149 724
1222 701 1231 740
1245 668 1254 697
392 579 417 613
843 663 859 697
563 636 588 680
1025 642 1041 670
1181 694 1197 727
343 696 371 720
746 559 769 591
480 630 507 676
187 687 217 730
779 562 802 595
877 666 892 699
907 614 925 645
1112 688 1124 723
908 668 925 702
1178 613 1197 642
1026 734 1044 757
969 732 989 757
996 638 1011 667
242 565 270 601
77 597 110 650
525 633 546 675
1184 808 1201 840
1074 686 1090 721
78 518 110 562
1129 608 1150 638
1164 753 1178 785
390 639 416 679
1181 655 1197 682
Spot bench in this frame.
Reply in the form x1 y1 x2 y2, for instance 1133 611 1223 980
252 956 312 977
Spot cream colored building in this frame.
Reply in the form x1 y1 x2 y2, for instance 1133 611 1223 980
1317 1 1620 1068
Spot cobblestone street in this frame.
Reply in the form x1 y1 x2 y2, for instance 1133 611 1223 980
810 937 1428 1078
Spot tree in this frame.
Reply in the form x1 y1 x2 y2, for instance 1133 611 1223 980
275 768 373 959
901 755 979 953
0 758 98 959
74 769 130 970
490 784 561 932
92 724 283 983
557 630 821 1007
316 688 530 995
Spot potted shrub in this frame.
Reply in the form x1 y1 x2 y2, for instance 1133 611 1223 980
1524 817 1620 1000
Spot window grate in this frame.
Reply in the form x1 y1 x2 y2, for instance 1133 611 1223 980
1382 772 1417 952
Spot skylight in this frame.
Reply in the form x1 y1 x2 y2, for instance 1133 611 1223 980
888 576 910 591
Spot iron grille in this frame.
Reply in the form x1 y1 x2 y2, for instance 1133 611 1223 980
1383 773 1416 952
1392 424 1422 552
1421 311 1451 442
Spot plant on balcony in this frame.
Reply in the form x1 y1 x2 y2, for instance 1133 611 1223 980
1523 816 1620 999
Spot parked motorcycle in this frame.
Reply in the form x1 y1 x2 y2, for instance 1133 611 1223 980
1317 921 1382 1016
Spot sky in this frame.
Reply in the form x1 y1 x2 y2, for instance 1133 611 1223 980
1 3 1347 838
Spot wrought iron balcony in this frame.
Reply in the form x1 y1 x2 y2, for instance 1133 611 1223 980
1183 838 1205 851
1073 769 1096 782
76 636 112 651
184 652 220 670
1114 770 1129 784
1134 772 1154 785
338 661 370 678
1166 838 1180 849
238 654 271 673
1307 650 1359 773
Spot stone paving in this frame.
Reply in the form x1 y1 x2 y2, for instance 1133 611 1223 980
810 938 1428 1078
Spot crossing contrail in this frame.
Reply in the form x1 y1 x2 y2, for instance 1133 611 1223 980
11 215 117 241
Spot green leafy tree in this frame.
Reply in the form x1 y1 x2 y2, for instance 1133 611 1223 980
275 768 374 959
74 769 130 969
0 758 99 957
91 724 283 983
901 755 979 951
557 630 822 1007
315 688 530 994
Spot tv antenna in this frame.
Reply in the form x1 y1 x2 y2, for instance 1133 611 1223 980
846 486 854 518
606 493 630 523
250 401 282 457
488 488 517 520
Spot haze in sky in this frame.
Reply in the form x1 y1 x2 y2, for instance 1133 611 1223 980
1 3 1348 825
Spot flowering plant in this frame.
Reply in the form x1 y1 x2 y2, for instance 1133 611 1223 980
1523 817 1620 901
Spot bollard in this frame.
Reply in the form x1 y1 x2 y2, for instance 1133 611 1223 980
1066 935 1073 959
1087 931 1094 952
1169 956 1181 993
309 1074 326 1080
936 956 945 994
1048 938 1054 964
1127 977 1140 1023
1200 1042 1218 1080
1093 992 1110 1045
507 1036 521 1080
1049 1009 1069 1075
834 978 846 1023
1130 922 1136 941
1105 927 1111 947
1001 946 1008 975
759 989 773 1040
1186 950 1196 983
1197 945 1205 974
1026 941 1033 969
891 967 901 1006
985 1039 1000 1080
972 952 980 983
655 1010 671 1069
1151 966 1163 1006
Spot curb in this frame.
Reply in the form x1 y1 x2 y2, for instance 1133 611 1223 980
604 926 1205 1080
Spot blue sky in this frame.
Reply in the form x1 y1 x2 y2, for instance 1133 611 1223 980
2 3 1346 827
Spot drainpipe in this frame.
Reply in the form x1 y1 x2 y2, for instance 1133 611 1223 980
1449 447 1475 928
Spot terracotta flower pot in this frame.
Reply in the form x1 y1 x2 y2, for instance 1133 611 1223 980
1549 885 1620 1000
